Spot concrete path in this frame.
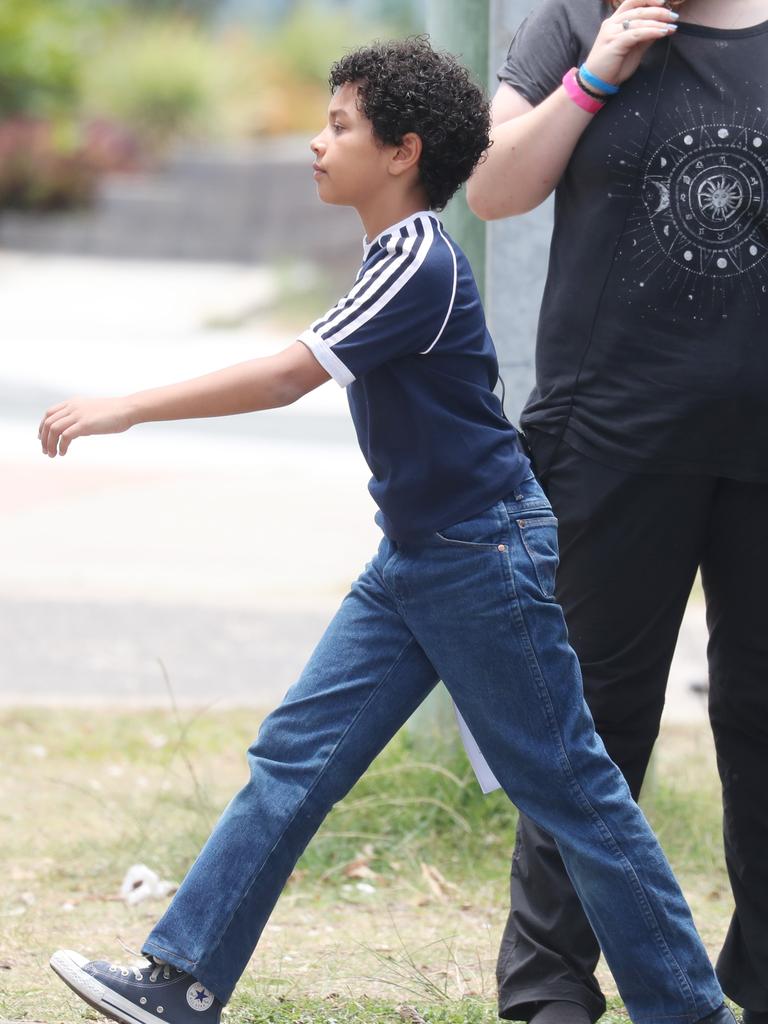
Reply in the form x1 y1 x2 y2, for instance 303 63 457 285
0 252 711 725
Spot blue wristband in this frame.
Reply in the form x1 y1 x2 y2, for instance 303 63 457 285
579 63 620 96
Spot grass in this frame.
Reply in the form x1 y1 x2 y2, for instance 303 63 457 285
0 707 729 1023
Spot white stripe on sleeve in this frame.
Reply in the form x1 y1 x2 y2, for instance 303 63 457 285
319 216 435 349
298 330 355 388
420 220 457 355
308 218 424 341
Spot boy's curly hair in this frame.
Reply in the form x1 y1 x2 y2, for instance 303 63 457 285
329 36 491 212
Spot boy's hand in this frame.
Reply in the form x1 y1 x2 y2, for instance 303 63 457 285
38 396 135 457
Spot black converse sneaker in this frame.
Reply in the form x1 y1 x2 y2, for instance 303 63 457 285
50 950 222 1024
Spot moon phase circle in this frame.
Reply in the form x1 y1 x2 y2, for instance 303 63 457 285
641 124 768 277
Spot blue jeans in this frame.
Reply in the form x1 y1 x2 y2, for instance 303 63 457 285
143 475 724 1023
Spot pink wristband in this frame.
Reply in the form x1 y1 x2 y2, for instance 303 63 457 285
562 67 605 115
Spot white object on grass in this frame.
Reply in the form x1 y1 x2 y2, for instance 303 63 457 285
120 864 178 906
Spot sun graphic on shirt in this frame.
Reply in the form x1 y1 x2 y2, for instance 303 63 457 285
698 175 744 221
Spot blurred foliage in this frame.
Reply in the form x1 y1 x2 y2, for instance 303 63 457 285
0 119 94 209
0 0 95 119
0 117 139 210
81 22 221 153
0 0 418 209
0 1 139 209
270 4 373 83
217 5 379 138
108 0 220 18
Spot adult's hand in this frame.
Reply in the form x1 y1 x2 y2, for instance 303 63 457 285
468 0 679 221
583 0 679 90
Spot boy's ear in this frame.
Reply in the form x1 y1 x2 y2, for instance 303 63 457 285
389 132 422 177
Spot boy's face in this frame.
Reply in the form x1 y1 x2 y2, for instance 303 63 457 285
310 83 393 209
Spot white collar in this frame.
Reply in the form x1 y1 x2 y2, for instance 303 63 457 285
362 209 437 258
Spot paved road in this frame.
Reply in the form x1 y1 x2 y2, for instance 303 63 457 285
0 588 710 719
0 253 711 724
0 596 329 708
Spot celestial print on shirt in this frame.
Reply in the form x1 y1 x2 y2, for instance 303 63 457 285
643 124 767 274
499 2 768 478
608 92 768 319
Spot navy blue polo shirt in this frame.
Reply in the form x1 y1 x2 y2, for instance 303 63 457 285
300 211 529 542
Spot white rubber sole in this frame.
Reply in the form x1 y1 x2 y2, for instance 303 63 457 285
50 950 165 1024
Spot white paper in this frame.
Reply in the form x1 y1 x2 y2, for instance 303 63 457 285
453 704 501 794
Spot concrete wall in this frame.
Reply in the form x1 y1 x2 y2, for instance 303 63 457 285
0 138 361 274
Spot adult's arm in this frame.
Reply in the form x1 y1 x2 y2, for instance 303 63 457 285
467 83 594 219
467 0 679 220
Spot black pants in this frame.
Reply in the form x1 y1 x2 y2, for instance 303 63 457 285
497 429 768 1022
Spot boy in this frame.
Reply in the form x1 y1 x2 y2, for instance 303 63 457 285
44 38 731 1024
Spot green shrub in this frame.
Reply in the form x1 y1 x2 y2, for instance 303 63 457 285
268 3 374 84
0 0 94 118
215 3 389 138
0 118 96 209
0 114 141 211
82 20 221 152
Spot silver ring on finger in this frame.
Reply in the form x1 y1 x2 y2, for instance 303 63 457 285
622 18 632 29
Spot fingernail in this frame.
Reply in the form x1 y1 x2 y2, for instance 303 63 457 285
668 9 680 17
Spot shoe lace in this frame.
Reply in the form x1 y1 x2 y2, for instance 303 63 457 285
107 956 184 983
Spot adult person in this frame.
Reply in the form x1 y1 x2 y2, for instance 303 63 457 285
467 1 768 1023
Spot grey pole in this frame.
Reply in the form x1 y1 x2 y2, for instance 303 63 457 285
406 1 552 756
426 0 489 296
486 0 552 422
425 0 551 421
404 1 491 750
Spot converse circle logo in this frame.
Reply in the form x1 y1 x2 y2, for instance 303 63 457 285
186 984 215 1011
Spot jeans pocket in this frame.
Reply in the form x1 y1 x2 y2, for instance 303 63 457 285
517 515 559 598
434 503 504 549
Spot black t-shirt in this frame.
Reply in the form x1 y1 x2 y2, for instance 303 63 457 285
500 1 768 480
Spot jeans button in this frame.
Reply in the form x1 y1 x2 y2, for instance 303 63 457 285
498 544 506 552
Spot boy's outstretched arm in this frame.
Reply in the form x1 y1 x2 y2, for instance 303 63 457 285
38 341 330 458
